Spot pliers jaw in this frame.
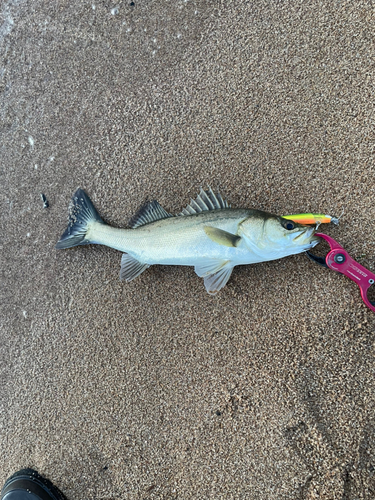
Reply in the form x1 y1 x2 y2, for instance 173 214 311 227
306 250 329 269
306 233 375 312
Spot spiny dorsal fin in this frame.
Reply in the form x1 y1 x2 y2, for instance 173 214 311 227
129 200 173 228
178 187 230 216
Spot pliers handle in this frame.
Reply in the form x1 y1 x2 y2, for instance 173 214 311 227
306 233 375 312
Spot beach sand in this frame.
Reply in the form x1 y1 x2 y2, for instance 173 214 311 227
1 1 375 498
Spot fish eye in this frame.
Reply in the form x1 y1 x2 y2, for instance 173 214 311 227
285 221 295 230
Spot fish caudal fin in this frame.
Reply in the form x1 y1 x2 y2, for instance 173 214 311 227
55 188 104 249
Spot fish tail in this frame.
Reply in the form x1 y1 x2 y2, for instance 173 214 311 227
55 188 104 249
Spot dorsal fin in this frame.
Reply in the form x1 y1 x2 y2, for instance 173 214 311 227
178 187 230 216
129 200 173 228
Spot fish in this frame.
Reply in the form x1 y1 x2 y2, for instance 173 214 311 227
56 187 320 295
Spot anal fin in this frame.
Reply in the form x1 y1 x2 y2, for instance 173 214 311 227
120 253 150 281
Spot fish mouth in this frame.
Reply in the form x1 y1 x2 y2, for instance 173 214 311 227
292 226 316 243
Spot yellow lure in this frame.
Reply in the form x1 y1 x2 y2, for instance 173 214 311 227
281 213 339 225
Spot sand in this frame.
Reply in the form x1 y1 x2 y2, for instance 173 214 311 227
1 1 375 498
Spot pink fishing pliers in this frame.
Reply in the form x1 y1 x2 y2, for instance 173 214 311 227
306 233 375 312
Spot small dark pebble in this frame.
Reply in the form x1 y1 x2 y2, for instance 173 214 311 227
130 1 135 5
103 466 108 470
216 411 221 416
40 193 49 208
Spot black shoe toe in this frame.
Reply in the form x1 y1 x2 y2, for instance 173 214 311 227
1 469 67 500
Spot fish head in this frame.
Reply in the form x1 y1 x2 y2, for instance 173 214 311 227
239 210 320 259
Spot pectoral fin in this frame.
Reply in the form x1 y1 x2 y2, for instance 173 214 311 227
204 226 241 248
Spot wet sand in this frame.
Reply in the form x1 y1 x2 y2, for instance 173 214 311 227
1 1 375 498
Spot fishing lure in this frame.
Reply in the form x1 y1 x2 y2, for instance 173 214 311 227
282 213 339 225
